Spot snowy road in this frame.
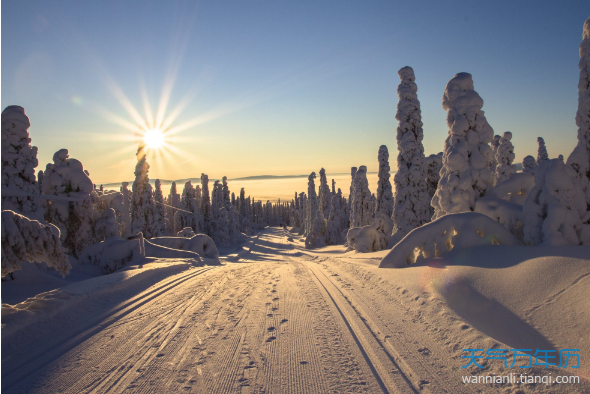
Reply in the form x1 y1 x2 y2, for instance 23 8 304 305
3 228 585 393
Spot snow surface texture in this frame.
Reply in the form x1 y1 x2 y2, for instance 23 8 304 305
567 16 590 216
494 131 517 185
391 67 431 245
431 73 495 219
349 166 372 228
374 145 393 218
379 212 522 268
42 149 96 257
79 235 145 274
1 106 43 221
522 155 537 174
537 137 549 165
1 210 70 278
149 234 220 263
523 158 590 246
130 145 157 238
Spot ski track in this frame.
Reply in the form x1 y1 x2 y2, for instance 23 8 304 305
6 227 583 393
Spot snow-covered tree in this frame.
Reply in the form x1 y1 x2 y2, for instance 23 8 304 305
522 155 537 174
431 72 495 219
305 172 318 235
537 137 549 165
120 182 131 236
491 135 501 157
1 210 70 278
201 173 211 235
350 165 372 228
167 182 181 234
153 179 167 236
523 159 589 245
567 16 590 216
494 131 517 185
375 145 393 218
325 189 347 244
130 144 157 238
1 106 43 220
391 67 431 242
318 168 331 219
42 149 95 257
347 167 357 225
305 211 326 249
176 181 196 232
424 152 443 205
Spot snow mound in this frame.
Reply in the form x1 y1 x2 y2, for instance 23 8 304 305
379 212 522 268
79 236 144 274
177 227 196 237
149 234 220 263
1 210 70 278
347 213 392 253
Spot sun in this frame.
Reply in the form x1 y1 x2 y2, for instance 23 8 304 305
143 128 165 149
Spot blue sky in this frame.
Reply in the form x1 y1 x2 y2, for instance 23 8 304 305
2 1 589 183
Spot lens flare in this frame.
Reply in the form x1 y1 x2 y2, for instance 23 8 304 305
144 129 165 149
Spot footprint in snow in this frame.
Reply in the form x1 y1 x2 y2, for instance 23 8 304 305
266 336 276 343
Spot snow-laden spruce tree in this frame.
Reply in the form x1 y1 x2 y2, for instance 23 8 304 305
1 210 70 278
431 73 495 219
537 137 549 165
153 179 167 236
42 149 95 257
494 131 517 185
318 168 331 219
375 145 394 218
305 172 318 235
176 181 195 231
167 182 181 234
325 189 347 244
201 173 211 235
130 144 157 238
120 182 131 236
222 176 232 210
424 152 443 206
523 158 589 245
349 165 373 228
491 135 501 157
347 167 357 225
567 16 590 215
1 106 43 220
522 155 537 174
391 67 431 242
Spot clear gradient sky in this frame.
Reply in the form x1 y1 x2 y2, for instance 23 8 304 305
2 1 589 184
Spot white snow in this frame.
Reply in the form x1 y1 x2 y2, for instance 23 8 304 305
380 212 521 268
431 73 495 219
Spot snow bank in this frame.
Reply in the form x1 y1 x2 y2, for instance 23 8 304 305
1 210 70 278
1 260 191 338
177 227 196 237
379 212 521 268
149 234 220 263
78 236 145 274
488 172 535 205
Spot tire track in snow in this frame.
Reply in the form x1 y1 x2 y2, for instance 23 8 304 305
304 261 420 394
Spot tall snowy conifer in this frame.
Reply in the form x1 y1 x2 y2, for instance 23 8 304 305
537 137 549 165
391 67 431 242
305 172 318 236
318 168 331 218
153 179 167 236
567 17 590 216
494 131 517 185
375 145 393 218
1 106 43 220
201 173 211 235
350 165 372 228
130 144 157 238
431 73 495 219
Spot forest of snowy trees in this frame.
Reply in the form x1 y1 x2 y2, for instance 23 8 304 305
2 17 590 278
